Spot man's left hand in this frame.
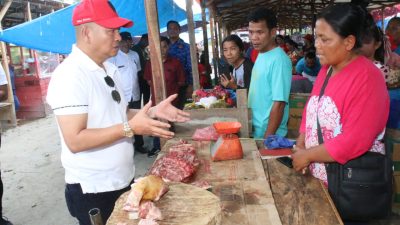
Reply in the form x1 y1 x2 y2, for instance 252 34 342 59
150 94 190 122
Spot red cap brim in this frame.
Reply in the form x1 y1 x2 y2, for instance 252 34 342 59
96 17 133 29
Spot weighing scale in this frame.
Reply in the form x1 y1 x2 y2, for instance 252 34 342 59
211 121 243 161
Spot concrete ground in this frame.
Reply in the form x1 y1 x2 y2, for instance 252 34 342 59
0 115 155 225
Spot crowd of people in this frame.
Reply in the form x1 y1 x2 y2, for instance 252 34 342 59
45 0 399 224
0 0 396 224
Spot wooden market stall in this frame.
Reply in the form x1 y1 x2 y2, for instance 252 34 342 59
0 0 67 121
108 138 343 225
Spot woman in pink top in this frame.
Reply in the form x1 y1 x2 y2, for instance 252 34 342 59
291 4 389 185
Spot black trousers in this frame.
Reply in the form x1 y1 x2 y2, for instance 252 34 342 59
177 85 188 110
0 134 3 217
0 171 3 218
128 100 144 148
65 183 130 225
139 76 150 106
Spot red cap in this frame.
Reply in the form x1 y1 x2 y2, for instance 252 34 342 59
72 0 133 28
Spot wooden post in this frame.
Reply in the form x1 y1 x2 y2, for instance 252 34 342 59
144 0 166 105
0 0 16 127
216 20 222 58
201 0 210 82
0 0 12 20
381 6 385 32
209 6 218 83
185 0 200 91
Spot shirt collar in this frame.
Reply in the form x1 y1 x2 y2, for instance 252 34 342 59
71 44 117 76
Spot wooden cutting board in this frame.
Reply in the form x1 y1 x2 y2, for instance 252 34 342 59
107 182 222 225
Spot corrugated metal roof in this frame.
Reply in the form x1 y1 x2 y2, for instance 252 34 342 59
206 0 400 30
0 0 68 29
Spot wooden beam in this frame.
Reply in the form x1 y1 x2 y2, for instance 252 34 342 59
201 0 211 85
0 0 16 127
186 0 200 91
26 1 32 21
144 0 166 105
381 6 385 32
209 6 219 82
0 0 13 21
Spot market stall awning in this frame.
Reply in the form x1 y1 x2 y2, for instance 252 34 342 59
206 0 400 31
0 0 191 54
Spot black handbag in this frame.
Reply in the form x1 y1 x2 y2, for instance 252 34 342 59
317 67 393 221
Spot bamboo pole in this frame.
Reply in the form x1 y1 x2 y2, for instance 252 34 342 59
201 0 210 81
144 0 166 105
0 0 12 20
0 0 16 127
381 6 385 32
216 19 222 58
209 6 218 83
185 0 200 91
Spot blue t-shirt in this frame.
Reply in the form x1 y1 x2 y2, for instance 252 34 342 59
248 47 292 138
295 57 321 77
168 38 192 85
394 46 400 55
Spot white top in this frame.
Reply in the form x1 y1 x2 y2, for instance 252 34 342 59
232 63 244 88
130 50 141 72
0 64 8 85
47 45 135 194
127 50 140 101
108 50 140 102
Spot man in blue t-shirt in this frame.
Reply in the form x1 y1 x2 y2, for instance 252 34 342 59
295 51 321 83
247 8 292 138
166 20 192 109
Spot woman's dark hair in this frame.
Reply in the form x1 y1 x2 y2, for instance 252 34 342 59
200 52 206 65
160 36 170 45
305 51 316 60
362 13 385 63
285 39 298 49
222 34 245 52
317 3 367 50
247 8 277 30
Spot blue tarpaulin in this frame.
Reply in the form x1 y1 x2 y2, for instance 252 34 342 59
0 0 195 54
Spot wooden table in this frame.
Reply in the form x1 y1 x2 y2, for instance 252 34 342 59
108 138 342 225
165 138 342 225
165 138 282 225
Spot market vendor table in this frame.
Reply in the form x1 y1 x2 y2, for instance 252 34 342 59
107 139 342 225
256 142 343 225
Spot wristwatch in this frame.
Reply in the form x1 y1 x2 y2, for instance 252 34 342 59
123 122 134 137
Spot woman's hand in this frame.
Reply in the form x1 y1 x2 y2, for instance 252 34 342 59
149 94 190 122
220 74 230 87
296 133 306 149
292 145 311 173
220 74 236 89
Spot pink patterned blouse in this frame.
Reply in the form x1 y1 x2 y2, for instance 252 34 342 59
299 56 389 184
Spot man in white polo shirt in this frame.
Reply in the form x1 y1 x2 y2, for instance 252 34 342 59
0 64 12 225
46 1 189 224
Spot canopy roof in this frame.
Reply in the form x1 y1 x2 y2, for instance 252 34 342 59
207 0 400 31
0 0 191 54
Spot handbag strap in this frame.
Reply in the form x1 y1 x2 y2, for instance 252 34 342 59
317 67 333 145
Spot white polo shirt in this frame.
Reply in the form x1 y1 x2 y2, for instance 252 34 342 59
128 51 140 102
108 50 138 102
0 64 8 85
47 45 135 194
